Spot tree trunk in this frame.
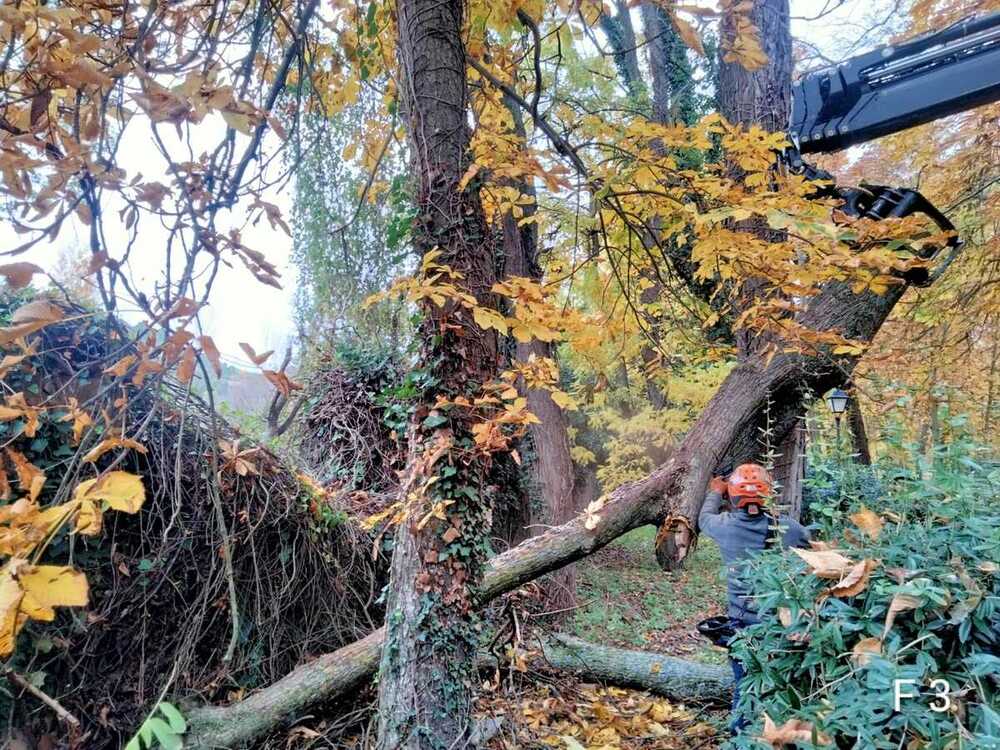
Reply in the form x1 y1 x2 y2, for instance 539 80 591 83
717 0 792 360
772 420 806 520
847 396 872 465
501 93 579 612
185 269 919 750
539 633 732 702
374 0 499 746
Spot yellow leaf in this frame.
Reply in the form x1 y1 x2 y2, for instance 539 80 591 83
74 471 146 513
472 305 509 335
19 565 89 620
73 498 103 536
0 560 89 657
458 162 481 191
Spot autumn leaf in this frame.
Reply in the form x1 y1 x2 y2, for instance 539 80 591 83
671 13 705 55
851 637 882 666
262 369 303 397
82 436 148 463
0 262 44 290
792 547 855 579
827 559 877 598
760 713 831 748
176 346 197 384
196 336 222 377
849 506 884 540
0 301 64 346
0 560 89 657
5 448 45 502
239 342 274 366
883 592 921 638
74 471 146 513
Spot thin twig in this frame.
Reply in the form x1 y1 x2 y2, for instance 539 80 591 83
5 669 81 730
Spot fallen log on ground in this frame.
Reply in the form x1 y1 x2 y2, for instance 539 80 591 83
185 276 923 749
538 633 732 703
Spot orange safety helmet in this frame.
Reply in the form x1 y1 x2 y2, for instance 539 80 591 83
727 463 772 508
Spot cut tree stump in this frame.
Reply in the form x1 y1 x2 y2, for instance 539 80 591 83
538 633 732 703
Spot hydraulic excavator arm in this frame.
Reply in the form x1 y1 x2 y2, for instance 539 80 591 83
783 11 1000 276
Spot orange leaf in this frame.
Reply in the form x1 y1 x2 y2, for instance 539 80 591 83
0 263 44 290
200 336 223 377
239 342 274 366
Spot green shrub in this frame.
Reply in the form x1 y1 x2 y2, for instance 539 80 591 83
729 434 1000 749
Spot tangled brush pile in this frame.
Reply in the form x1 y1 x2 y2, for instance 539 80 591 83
0 294 384 748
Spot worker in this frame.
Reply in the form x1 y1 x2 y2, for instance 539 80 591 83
698 463 810 734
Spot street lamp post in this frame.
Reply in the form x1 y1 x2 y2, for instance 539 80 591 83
825 388 850 451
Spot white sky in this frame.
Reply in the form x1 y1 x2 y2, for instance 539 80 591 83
1 0 901 369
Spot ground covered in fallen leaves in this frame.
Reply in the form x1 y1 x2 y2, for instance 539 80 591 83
476 680 721 750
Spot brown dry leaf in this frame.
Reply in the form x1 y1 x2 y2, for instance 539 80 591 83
3 393 40 438
850 506 884 540
0 354 27 379
851 637 882 666
5 448 45 502
671 12 705 55
760 712 831 748
262 369 303 397
176 346 197 384
200 335 223 376
0 301 65 345
0 262 44 290
239 342 274 366
883 593 921 638
792 547 854 579
82 436 148 463
828 559 878 598
104 354 136 377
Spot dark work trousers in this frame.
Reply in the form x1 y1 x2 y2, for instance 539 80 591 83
729 657 748 735
727 618 751 736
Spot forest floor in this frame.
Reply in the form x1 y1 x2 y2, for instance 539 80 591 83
475 528 731 749
568 527 728 666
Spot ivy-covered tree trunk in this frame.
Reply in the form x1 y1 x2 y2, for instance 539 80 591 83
375 0 498 747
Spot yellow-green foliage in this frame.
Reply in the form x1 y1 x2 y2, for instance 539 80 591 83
577 363 730 493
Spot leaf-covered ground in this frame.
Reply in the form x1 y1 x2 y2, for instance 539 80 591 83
470 526 730 750
478 682 720 750
569 527 728 665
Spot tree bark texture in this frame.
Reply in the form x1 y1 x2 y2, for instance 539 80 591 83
772 420 806 520
539 633 733 702
847 396 873 465
185 270 918 749
374 0 499 747
717 0 792 133
501 94 579 613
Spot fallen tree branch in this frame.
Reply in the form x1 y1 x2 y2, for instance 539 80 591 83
185 276 918 748
537 633 732 702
